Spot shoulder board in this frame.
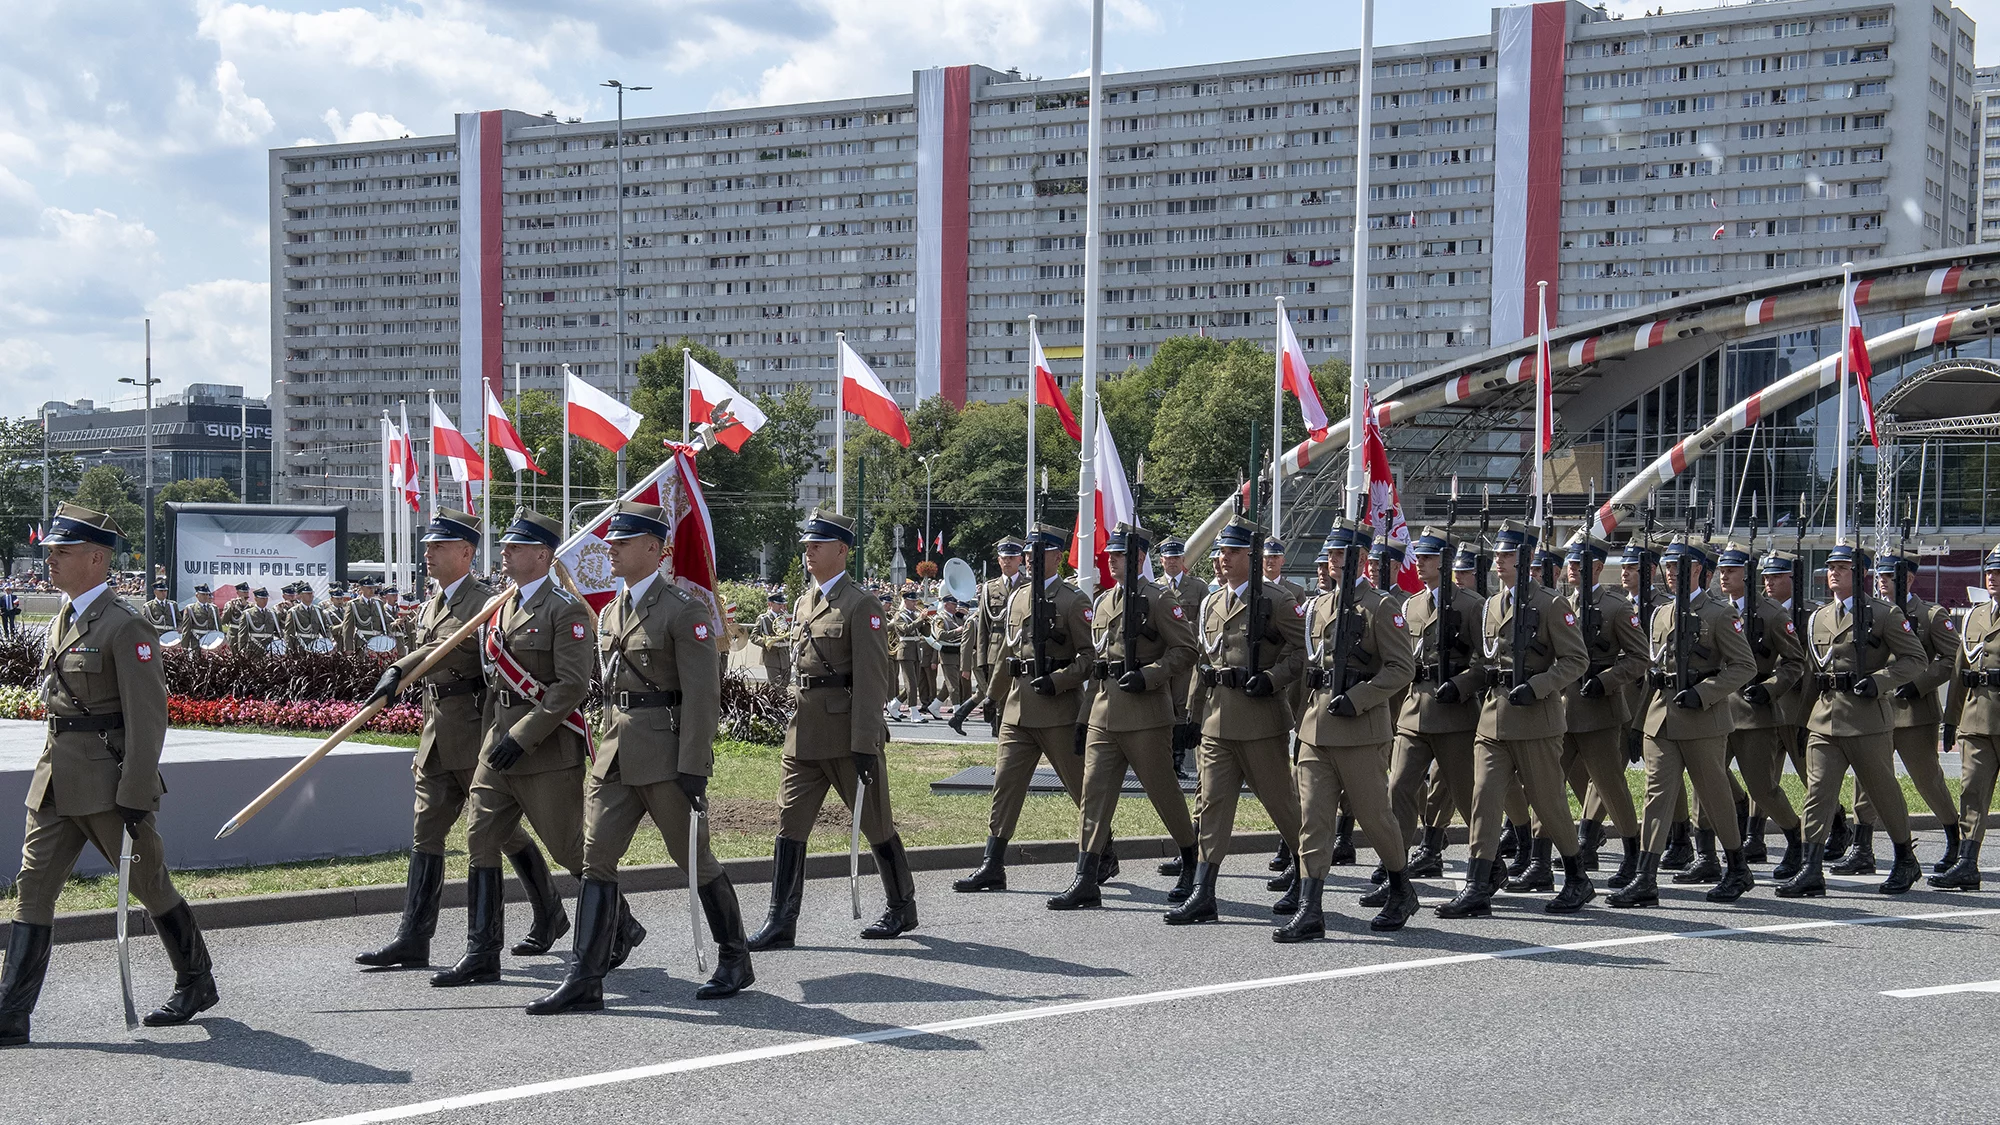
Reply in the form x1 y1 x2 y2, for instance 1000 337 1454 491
111 597 144 618
663 581 693 603
547 583 576 604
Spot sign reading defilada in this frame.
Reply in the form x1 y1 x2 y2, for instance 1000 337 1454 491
166 503 350 602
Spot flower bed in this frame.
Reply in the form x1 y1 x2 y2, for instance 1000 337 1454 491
0 685 423 735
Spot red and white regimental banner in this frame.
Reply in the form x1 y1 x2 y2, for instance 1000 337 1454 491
458 110 506 449
1489 2 1569 346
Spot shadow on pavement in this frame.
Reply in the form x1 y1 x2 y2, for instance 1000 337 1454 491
787 933 1132 979
35 1018 412 1085
796 970 1086 1006
592 971 985 1051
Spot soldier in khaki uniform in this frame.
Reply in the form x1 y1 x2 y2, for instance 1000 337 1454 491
142 579 178 633
954 523 1096 892
1157 537 1210 787
178 582 225 646
963 537 1026 727
749 510 915 948
1438 522 1594 918
1168 516 1308 925
1558 538 1649 890
1048 523 1197 909
1758 551 1823 876
340 577 397 655
220 582 252 633
890 589 932 721
1934 546 2000 889
1 504 218 1046
1608 538 1758 907
1278 521 1419 941
429 508 596 987
1387 529 1486 880
751 592 794 687
232 587 285 656
1714 546 1810 877
1776 542 1930 898
1261 538 1317 873
357 510 564 972
529 503 752 1014
285 584 337 652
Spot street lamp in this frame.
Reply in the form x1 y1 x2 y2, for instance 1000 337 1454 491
601 78 652 495
916 453 937 560
119 319 163 584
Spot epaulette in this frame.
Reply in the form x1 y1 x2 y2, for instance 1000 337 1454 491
547 583 576 604
663 581 693 603
112 597 144 618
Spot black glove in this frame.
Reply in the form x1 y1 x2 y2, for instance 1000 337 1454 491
852 752 877 786
368 665 403 706
1507 682 1536 706
1242 671 1276 697
485 734 527 771
1030 675 1057 696
1579 675 1606 698
1894 683 1919 702
676 772 709 809
1674 688 1703 710
1117 669 1148 694
1742 683 1771 706
1329 694 1358 718
1852 676 1879 699
114 804 148 830
1432 680 1462 706
1074 723 1088 757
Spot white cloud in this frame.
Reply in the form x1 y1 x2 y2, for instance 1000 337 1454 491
314 108 415 145
147 278 271 393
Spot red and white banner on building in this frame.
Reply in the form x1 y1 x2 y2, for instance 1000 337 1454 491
457 110 506 449
1490 2 1568 345
914 66 971 406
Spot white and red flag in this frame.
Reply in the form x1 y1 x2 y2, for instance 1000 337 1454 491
1359 387 1424 594
564 365 642 453
1069 410 1151 588
686 354 767 453
432 401 487 483
1278 309 1330 441
556 443 718 619
1029 324 1081 441
484 383 542 475
391 405 420 511
838 338 910 446
1843 274 1881 447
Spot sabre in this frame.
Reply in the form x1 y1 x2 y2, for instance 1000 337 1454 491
116 827 138 1032
688 797 707 975
849 774 866 920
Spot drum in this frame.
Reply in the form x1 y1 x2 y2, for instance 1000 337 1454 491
199 631 228 652
306 636 336 654
159 630 183 647
365 634 398 654
264 637 288 656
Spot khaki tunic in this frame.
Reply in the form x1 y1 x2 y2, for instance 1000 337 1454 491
1185 580 1307 863
231 605 285 655
340 598 397 654
1722 594 1807 830
1797 593 1929 845
930 611 969 705
1945 602 2000 842
1157 572 1211 722
1854 595 1959 828
142 598 178 633
779 574 897 843
1390 582 1487 844
1638 589 1757 852
1467 579 1587 860
467 578 593 870
752 608 794 686
1296 582 1416 879
964 573 1020 702
284 603 337 651
1077 581 1198 853
177 600 225 645
981 577 1094 838
1561 585 1649 839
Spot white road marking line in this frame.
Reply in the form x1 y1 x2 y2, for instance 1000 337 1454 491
1882 979 2000 998
299 907 2000 1125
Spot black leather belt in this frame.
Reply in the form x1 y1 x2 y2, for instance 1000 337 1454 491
1816 672 1859 693
1412 664 1442 683
1649 670 1711 689
1962 669 2000 689
425 680 482 700
1094 659 1134 679
613 690 682 710
1200 666 1266 689
1006 656 1072 676
1305 667 1372 690
800 673 851 690
939 645 961 655
50 713 123 733
492 689 528 709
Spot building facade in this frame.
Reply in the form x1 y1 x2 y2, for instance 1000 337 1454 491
269 0 1977 535
45 384 273 503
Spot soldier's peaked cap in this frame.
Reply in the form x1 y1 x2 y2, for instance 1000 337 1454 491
1322 518 1371 553
1106 521 1151 554
421 507 482 545
995 535 1027 556
43 503 125 551
1216 516 1265 550
1758 551 1799 575
1027 522 1069 551
1566 536 1608 564
1410 527 1452 556
499 508 562 549
1717 541 1755 568
1872 551 1913 575
1662 535 1712 568
799 508 856 545
1158 536 1187 557
1983 545 2000 572
1494 520 1536 551
604 501 670 542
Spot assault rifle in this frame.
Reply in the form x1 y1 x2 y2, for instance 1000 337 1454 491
1439 485 1460 689
1673 486 1698 698
1510 531 1536 694
1120 524 1152 685
1476 486 1494 596
1327 526 1363 709
1245 420 1266 685
1744 495 1766 658
1030 527 1049 683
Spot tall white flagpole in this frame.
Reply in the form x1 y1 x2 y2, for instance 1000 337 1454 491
1534 280 1548 530
1344 0 1376 520
426 390 439 524
834 331 847 514
1027 315 1039 533
1074 0 1106 594
682 348 693 442
1272 295 1287 540
561 364 572 537
512 362 524 516
1834 263 1853 544
380 412 394 589
481 421 492 576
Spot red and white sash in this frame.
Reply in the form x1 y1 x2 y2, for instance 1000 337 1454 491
483 624 595 755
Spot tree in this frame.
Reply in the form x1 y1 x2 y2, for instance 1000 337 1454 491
155 478 238 525
0 417 79 566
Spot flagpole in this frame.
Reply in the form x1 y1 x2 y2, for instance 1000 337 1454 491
1027 315 1039 533
1344 0 1376 521
482 425 492 575
512 363 523 517
682 348 692 442
1534 280 1548 529
1272 295 1286 540
562 365 573 537
426 390 439 524
381 412 394 590
834 332 847 514
1834 263 1852 544
1073 0 1105 595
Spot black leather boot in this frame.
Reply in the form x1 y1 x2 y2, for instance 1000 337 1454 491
1774 843 1827 898
1929 838 1983 890
1707 849 1755 902
953 835 1009 892
1577 818 1605 872
1436 857 1496 919
748 836 806 951
1734 797 1752 858
1607 853 1660 908
1772 825 1805 879
1879 838 1922 895
1504 824 1535 880
1158 853 1184 877
1097 836 1120 884
432 865 504 987
1370 870 1420 932
1506 837 1555 892
1607 837 1641 890
1743 814 1769 863
1271 866 1302 915
1268 839 1293 872
0 921 52 1047
1406 827 1446 879
1368 863 1388 886
1165 862 1219 925
1935 824 1962 874
1831 824 1876 875
1661 819 1695 869
1826 807 1853 860
607 892 647 970
526 877 617 1015
1546 853 1595 914
507 845 570 956
1329 816 1357 866
1358 870 1392 908
1267 856 1298 893
1166 845 1199 901
1046 852 1104 911
1674 828 1722 884
1271 877 1325 942
1496 819 1519 860
144 902 219 1026
861 835 919 938
695 874 755 999
356 850 444 968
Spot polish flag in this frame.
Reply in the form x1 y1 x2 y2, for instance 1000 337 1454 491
1359 387 1424 594
1069 410 1151 588
564 364 642 453
1029 324 1081 441
1278 309 1330 441
431 402 488 483
393 404 420 511
1843 275 1880 447
839 338 910 446
686 355 767 453
483 383 542 475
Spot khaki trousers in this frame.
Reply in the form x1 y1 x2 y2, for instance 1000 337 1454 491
1296 740 1403 880
1193 734 1301 865
1641 735 1742 853
412 763 533 857
1563 727 1639 839
1855 725 1955 828
763 652 792 687
989 723 1085 838
1388 729 1474 848
467 763 586 871
582 774 723 886
1468 735 1577 861
897 657 933 710
1724 726 1800 831
777 754 897 845
1802 730 1909 847
940 656 968 706
12 803 183 927
1422 767 1455 829
1956 733 1999 843
1078 725 1194 854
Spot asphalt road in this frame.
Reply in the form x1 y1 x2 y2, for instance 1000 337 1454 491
7 831 1999 1125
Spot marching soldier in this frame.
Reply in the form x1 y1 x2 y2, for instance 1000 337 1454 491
932 596 971 707
178 583 225 646
964 537 1026 727
1387 528 1485 880
751 592 794 686
231 587 285 655
142 579 178 632
891 589 931 721
748 509 915 949
1935 545 2000 889
356 510 567 974
285 584 336 652
1281 520 1419 940
1758 550 1826 875
1776 542 1930 898
339 576 397 654
1716 546 1809 878
1262 537 1315 874
1169 515 1307 925
1158 536 1209 785
1 504 218 1047
954 524 1095 893
1438 521 1594 918
431 508 598 987
1048 522 1197 910
1559 538 1649 891
529 502 751 1013
1608 538 1757 907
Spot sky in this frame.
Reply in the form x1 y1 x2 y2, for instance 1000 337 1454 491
3 0 1998 414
